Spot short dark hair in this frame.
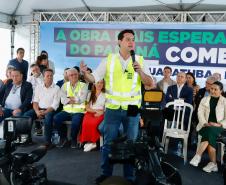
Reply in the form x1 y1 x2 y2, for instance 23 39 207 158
213 81 224 91
43 68 53 75
12 68 23 74
118 29 135 41
40 50 48 56
17 48 25 53
64 67 70 71
163 66 172 72
87 67 92 73
30 63 39 68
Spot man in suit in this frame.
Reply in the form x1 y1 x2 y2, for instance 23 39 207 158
164 72 193 156
165 72 193 105
0 69 33 123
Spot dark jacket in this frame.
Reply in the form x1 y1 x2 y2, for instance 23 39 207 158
194 88 206 109
193 87 207 123
165 84 193 129
165 84 193 105
0 81 33 113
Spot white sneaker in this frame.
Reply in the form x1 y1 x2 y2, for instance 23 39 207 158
189 154 201 167
83 143 91 150
84 143 96 152
203 162 218 173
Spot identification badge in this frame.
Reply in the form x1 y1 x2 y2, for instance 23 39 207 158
127 72 133 79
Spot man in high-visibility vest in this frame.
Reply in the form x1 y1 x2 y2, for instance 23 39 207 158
53 68 88 148
80 29 153 184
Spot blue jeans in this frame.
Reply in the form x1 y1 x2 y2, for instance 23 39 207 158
53 111 84 141
24 109 55 143
0 108 22 123
101 108 139 181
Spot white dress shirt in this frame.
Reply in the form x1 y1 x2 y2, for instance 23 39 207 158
5 85 22 110
28 73 44 90
33 83 60 110
92 53 151 83
177 84 184 98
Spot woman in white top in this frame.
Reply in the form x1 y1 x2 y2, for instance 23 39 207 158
80 80 106 152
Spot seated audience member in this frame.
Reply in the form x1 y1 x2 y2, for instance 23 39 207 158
36 55 49 74
56 67 69 88
3 66 15 85
7 48 29 81
27 64 44 90
164 72 193 156
0 69 32 122
165 72 193 105
192 76 217 137
186 72 200 103
190 81 226 173
40 50 55 74
53 68 88 148
157 66 176 94
80 80 105 152
24 69 60 148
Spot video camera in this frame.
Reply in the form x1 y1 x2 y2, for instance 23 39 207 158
1 116 32 154
108 120 182 185
0 116 47 185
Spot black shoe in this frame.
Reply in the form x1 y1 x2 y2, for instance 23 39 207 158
71 141 81 149
95 175 109 185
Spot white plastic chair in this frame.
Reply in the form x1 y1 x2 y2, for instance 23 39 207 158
161 100 193 164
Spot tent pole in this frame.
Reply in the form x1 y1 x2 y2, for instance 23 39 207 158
10 24 15 59
10 16 17 59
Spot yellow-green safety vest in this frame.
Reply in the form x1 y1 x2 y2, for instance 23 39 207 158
104 53 143 110
63 81 86 113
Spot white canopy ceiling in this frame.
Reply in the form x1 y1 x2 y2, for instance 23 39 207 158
1 0 226 16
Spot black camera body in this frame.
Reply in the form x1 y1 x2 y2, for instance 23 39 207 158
108 126 182 185
0 116 47 185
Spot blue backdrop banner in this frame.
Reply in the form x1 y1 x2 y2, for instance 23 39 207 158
40 22 226 86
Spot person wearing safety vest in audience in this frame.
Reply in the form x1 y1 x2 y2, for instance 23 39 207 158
53 68 88 149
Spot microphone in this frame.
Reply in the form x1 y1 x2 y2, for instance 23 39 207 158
130 50 135 63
